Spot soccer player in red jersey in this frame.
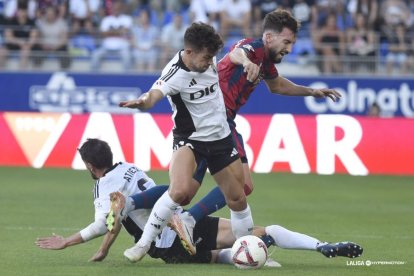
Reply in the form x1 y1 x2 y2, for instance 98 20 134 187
218 9 341 194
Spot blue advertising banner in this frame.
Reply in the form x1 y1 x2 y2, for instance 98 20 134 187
1 72 413 117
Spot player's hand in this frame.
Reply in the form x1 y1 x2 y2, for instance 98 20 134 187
119 99 144 109
119 93 150 109
311 88 342 102
89 250 108 262
35 233 66 250
243 61 260 83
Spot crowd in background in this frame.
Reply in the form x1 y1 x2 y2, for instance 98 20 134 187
0 0 413 75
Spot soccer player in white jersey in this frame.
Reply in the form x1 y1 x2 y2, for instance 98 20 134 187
35 138 160 260
118 22 254 262
35 138 363 264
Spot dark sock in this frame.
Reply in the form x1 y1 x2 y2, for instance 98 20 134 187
260 234 276 248
130 185 169 209
188 186 226 222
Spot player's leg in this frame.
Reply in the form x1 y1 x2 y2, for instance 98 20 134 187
212 218 281 267
212 157 253 238
124 146 199 261
262 225 363 258
228 118 254 195
106 185 169 232
181 122 252 224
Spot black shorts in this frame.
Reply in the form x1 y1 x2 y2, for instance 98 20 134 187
173 134 239 175
147 216 220 264
227 118 248 163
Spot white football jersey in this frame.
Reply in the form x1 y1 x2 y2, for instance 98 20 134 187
151 51 230 142
93 162 155 230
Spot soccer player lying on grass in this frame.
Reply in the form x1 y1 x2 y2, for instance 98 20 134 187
35 138 363 264
105 191 363 265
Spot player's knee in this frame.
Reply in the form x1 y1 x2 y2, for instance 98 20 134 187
226 193 247 210
169 189 192 206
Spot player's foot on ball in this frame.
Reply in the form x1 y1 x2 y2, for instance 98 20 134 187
106 191 126 233
264 257 282 267
124 242 150 262
169 211 196 255
317 241 363 258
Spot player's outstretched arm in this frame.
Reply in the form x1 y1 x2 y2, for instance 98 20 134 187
265 76 341 102
36 232 84 250
119 89 164 111
89 223 122 262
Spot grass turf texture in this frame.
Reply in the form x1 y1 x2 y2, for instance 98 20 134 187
0 167 412 276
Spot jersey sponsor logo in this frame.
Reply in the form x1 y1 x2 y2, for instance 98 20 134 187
189 83 219 100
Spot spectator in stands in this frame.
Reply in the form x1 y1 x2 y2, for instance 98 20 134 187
90 0 133 71
384 23 408 75
147 0 167 29
346 12 376 72
131 8 158 72
3 0 37 20
407 35 414 73
252 0 289 36
189 0 222 31
68 0 100 35
346 0 379 29
380 0 411 29
291 0 316 37
367 102 381 117
314 12 345 73
219 0 252 40
35 6 70 69
313 0 337 28
36 0 67 19
4 3 38 68
408 0 414 32
160 12 186 65
334 1 353 31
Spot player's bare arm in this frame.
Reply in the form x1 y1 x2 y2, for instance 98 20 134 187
36 232 84 250
119 89 164 110
89 223 122 262
265 76 341 102
229 48 260 82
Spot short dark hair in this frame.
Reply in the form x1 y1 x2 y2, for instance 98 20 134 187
184 22 223 54
263 9 300 35
78 138 113 169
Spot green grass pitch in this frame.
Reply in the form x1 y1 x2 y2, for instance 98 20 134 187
0 167 412 275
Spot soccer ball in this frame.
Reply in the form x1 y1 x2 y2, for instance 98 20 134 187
231 235 268 269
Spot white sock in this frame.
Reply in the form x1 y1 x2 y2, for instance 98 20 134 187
138 191 179 246
230 204 254 238
265 225 321 250
216 248 233 264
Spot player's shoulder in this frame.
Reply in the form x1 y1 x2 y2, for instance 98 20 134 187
234 38 263 51
160 51 193 83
